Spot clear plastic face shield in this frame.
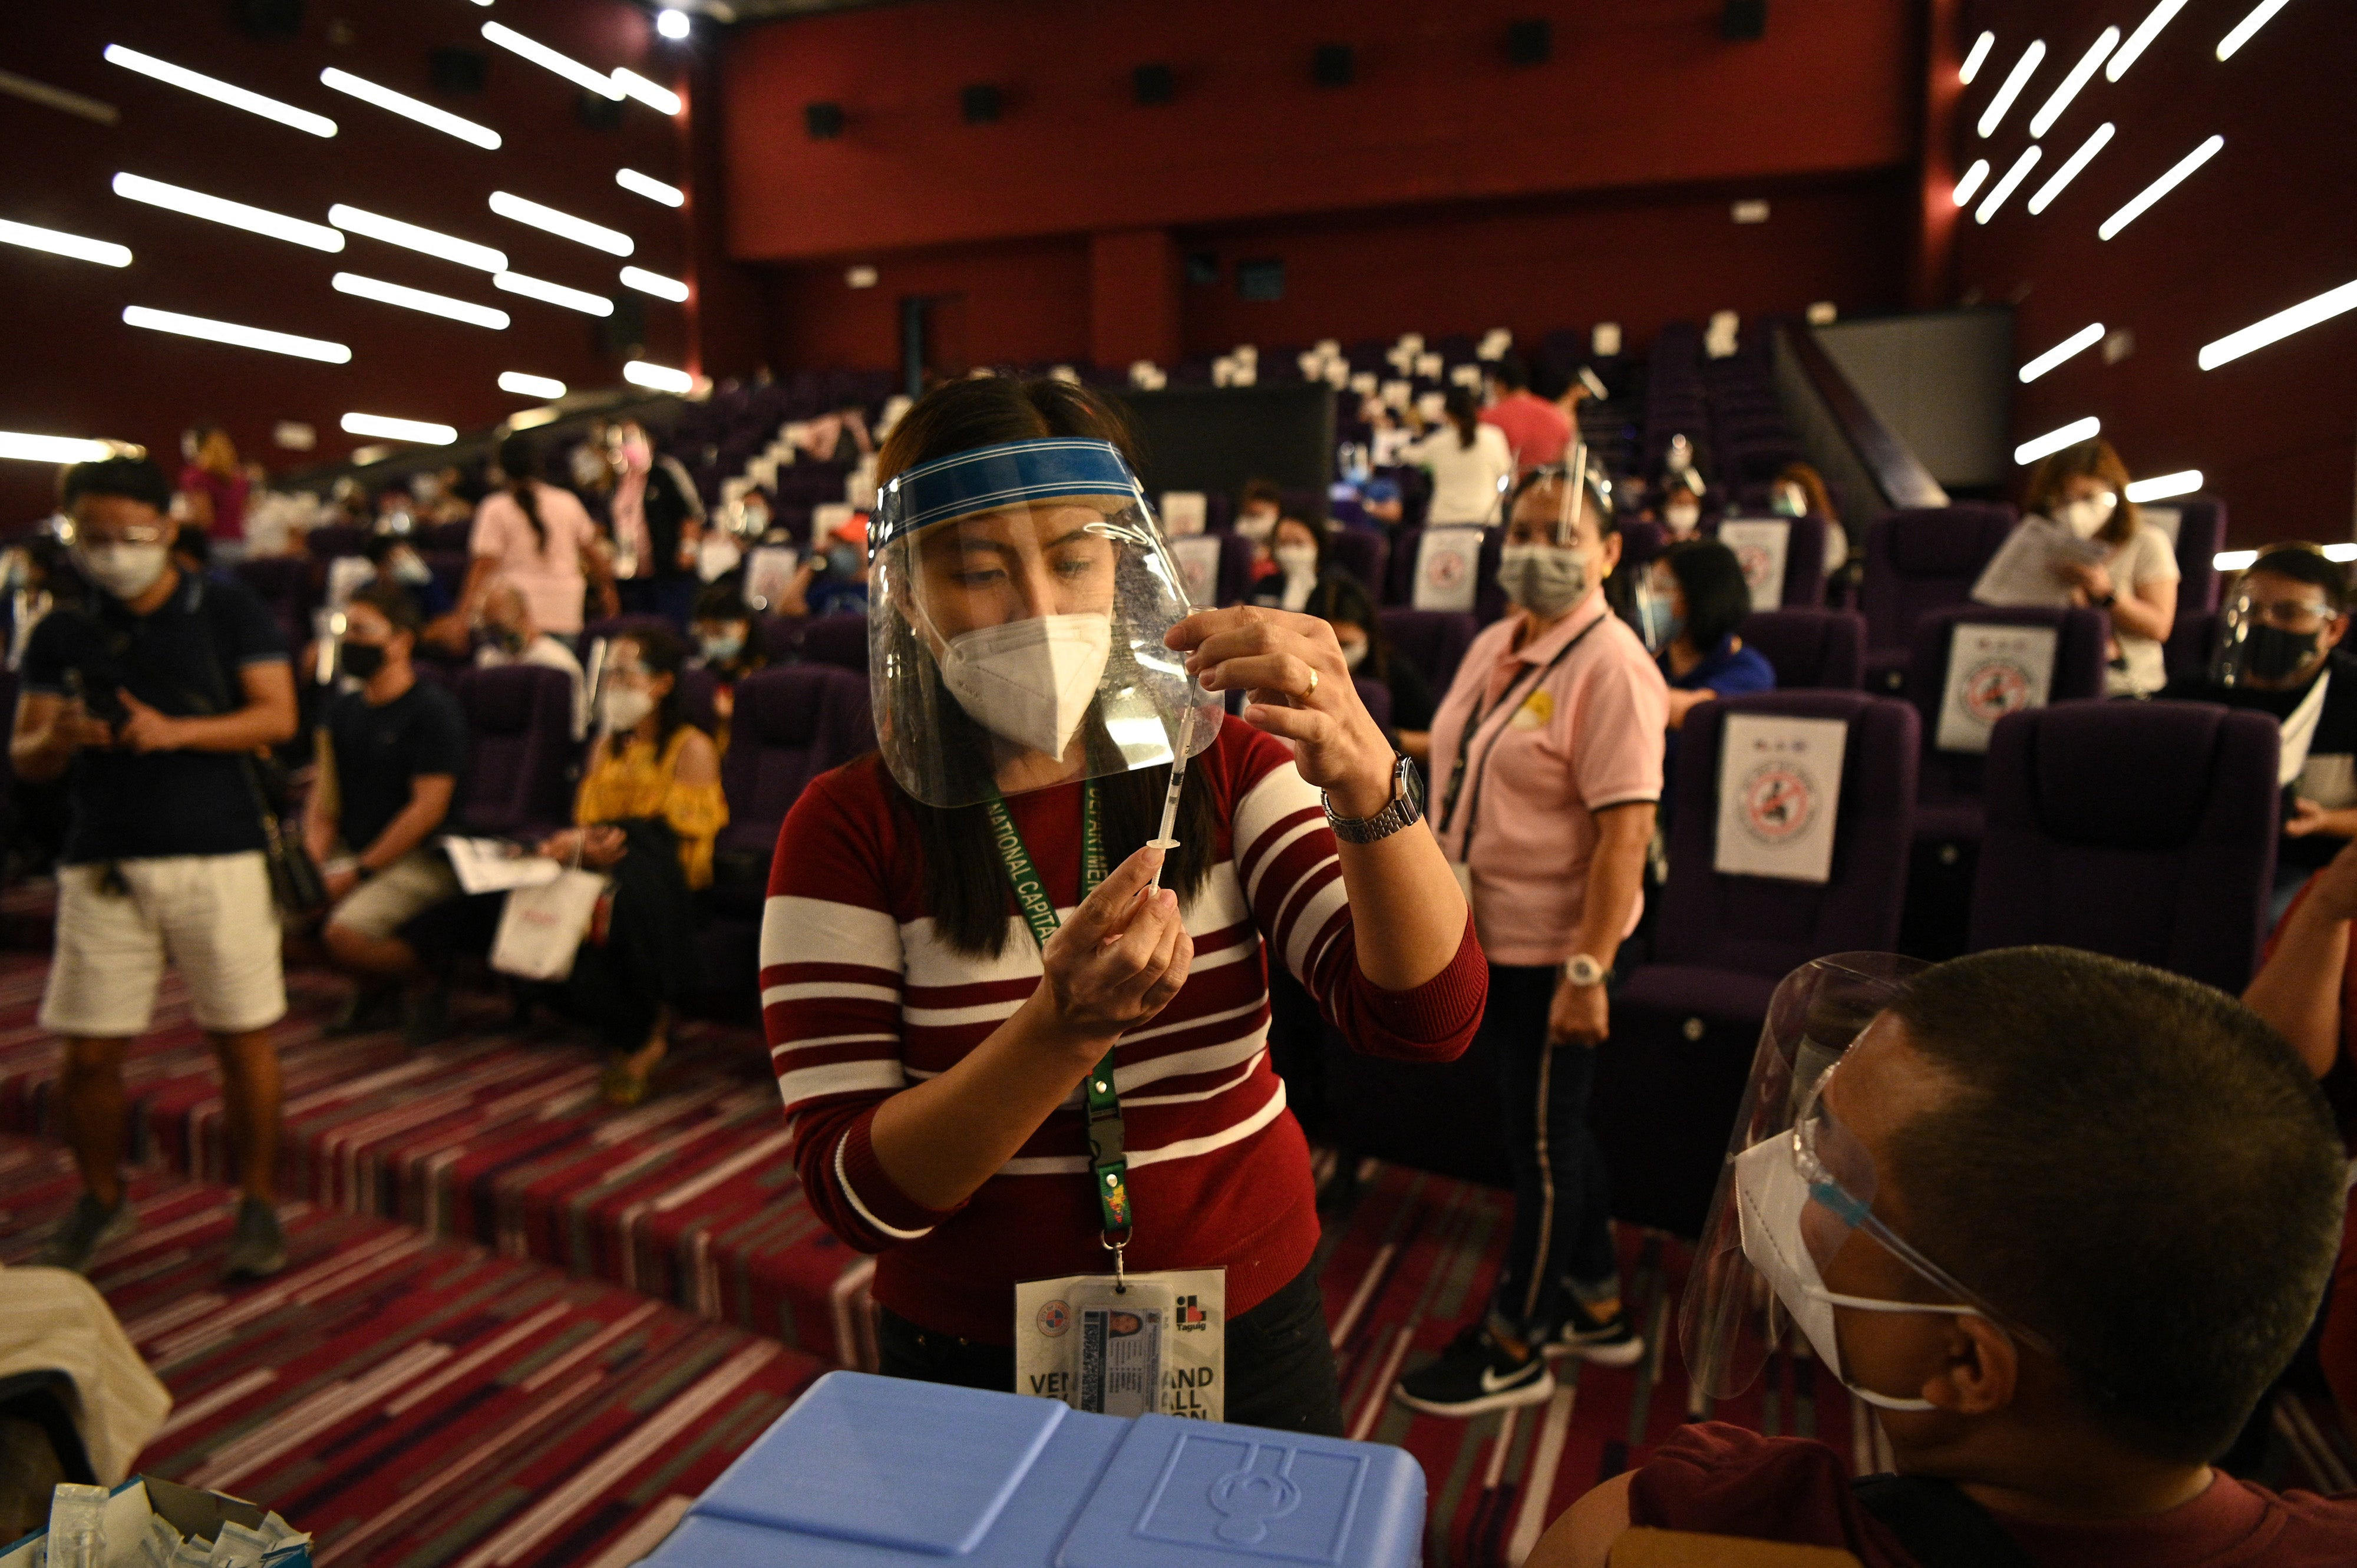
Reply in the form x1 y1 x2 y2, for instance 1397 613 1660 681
2212 558 2345 691
1679 953 2061 1408
868 437 1219 809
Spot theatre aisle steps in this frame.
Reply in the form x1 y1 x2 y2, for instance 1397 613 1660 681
0 1137 825 1568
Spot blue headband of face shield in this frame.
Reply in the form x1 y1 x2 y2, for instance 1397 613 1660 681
869 438 1149 550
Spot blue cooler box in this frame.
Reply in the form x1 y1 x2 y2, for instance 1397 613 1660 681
651 1370 1425 1567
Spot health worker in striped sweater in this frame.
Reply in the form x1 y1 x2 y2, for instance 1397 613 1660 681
761 378 1486 1434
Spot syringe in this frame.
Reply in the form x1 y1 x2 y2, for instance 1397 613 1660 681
1147 704 1194 890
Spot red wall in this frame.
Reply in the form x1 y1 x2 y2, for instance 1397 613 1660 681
2 0 698 524
1949 0 2356 546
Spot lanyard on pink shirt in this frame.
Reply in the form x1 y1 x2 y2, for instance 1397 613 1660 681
1437 610 1605 859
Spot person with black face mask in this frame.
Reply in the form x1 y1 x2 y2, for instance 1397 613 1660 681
306 583 468 1042
2165 545 2357 911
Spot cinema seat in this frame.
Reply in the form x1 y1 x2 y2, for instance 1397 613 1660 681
1859 504 2020 692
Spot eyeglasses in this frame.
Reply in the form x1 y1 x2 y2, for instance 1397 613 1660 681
2245 598 2333 633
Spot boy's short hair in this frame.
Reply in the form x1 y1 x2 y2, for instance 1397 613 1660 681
61 456 173 515
1889 947 2346 1463
2247 546 2349 613
348 580 422 638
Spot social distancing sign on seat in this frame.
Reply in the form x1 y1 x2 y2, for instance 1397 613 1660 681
1167 534 1222 609
1412 527 1483 613
1160 491 1207 536
1716 518 1790 614
1714 712 1848 883
1935 623 2058 753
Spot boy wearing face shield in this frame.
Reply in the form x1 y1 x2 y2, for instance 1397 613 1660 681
1532 948 2357 1565
1398 460 1668 1417
760 378 1484 1435
11 458 299 1279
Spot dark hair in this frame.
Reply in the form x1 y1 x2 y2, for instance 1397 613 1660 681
2246 546 2349 613
348 579 422 639
1661 539 1752 652
2026 437 2138 548
61 457 173 515
1306 575 1395 679
876 377 1217 959
496 433 549 554
1239 477 1284 513
1506 465 1618 537
1888 947 2346 1464
608 622 692 759
1442 386 1480 451
1488 354 1530 393
692 577 754 625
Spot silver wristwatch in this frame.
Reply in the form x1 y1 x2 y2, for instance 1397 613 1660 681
1322 755 1425 844
1563 953 1609 988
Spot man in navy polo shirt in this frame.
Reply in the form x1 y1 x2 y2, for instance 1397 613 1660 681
11 456 298 1278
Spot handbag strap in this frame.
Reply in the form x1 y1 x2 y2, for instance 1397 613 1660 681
102 581 284 840
1438 610 1603 860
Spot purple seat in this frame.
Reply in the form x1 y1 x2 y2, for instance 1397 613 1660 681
1969 701 2279 993
796 612 868 674
420 520 473 553
1352 673 1393 731
711 665 875 918
1377 609 1478 693
1213 531 1259 607
1738 609 1864 689
304 525 370 562
2156 498 2227 679
758 613 806 663
451 665 579 840
1594 689 1920 1236
1326 528 1389 601
677 665 721 734
1704 513 1827 608
582 614 676 650
1860 504 2020 692
233 556 307 643
1616 519 1669 573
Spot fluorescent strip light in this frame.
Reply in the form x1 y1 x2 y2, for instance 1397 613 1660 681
122 304 352 363
480 22 621 99
623 360 693 394
508 407 561 430
1951 159 1992 206
620 265 689 302
656 9 691 40
2027 122 2115 213
1959 31 1996 85
112 171 342 252
2217 0 2293 61
319 67 500 150
2325 544 2357 564
2214 549 2257 572
2015 417 2101 466
332 271 509 329
329 204 504 272
610 69 681 116
494 270 615 316
0 217 130 267
1975 146 2041 225
1977 39 2045 138
0 431 113 464
2110 0 2190 80
2099 134 2223 240
102 44 335 137
342 412 455 445
2124 470 2202 503
2198 278 2357 370
488 191 632 256
616 168 684 207
2029 27 2117 137
2019 322 2105 382
498 371 567 399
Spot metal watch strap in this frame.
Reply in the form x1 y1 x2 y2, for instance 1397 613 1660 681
1323 756 1422 844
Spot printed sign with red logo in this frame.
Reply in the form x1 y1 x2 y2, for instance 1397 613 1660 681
1412 526 1483 613
1167 534 1222 610
1717 517 1791 613
1714 712 1849 883
1935 623 2058 753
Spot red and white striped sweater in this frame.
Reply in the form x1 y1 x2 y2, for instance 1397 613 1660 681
761 715 1485 1342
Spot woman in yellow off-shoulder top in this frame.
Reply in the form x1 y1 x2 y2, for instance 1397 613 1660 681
535 625 728 1104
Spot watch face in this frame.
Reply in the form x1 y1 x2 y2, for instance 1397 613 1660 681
1397 754 1425 813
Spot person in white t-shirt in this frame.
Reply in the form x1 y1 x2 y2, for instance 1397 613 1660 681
1403 388 1516 525
473 577 588 738
1971 438 2178 696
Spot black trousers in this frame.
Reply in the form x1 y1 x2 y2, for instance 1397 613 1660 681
1485 962 1619 1335
877 1260 1345 1436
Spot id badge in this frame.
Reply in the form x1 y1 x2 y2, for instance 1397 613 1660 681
1015 1267 1226 1421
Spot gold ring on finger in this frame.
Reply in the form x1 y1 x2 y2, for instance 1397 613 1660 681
1303 668 1320 698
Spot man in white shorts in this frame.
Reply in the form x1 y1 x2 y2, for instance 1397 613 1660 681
9 457 298 1279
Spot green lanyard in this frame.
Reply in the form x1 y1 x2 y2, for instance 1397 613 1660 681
983 781 1135 1248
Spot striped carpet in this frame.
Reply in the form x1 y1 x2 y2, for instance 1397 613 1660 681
0 1137 826 1568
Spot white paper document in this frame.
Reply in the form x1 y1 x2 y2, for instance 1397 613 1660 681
443 836 563 894
1714 712 1848 883
1412 527 1483 613
1935 623 2058 753
1717 517 1791 613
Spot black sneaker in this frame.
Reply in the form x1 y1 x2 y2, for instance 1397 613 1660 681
35 1193 136 1273
224 1197 286 1279
328 983 401 1037
1393 1323 1556 1418
403 981 450 1049
1543 1298 1646 1367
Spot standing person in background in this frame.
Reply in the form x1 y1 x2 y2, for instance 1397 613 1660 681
1404 388 1516 525
474 578 589 739
1398 459 1665 1417
1772 461 1848 578
176 424 249 565
451 434 616 653
1480 355 1572 473
606 420 705 629
11 457 298 1278
1972 437 2177 696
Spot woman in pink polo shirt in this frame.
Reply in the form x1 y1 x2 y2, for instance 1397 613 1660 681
1395 457 1669 1419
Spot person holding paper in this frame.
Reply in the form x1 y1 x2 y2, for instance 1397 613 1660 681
1403 388 1516 524
1398 457 1666 1418
760 377 1482 1434
1970 438 2177 696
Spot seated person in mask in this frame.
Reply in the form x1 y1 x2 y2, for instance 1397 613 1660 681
1646 539 1776 730
780 514 870 619
471 576 587 739
306 583 467 1041
367 533 452 619
1658 472 1704 542
1774 461 1850 578
690 578 768 741
1246 511 1343 614
1533 947 2357 1566
2164 546 2357 906
1972 437 2176 696
1234 478 1285 587
1309 575 1433 761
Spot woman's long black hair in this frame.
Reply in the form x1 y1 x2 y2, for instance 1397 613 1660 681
497 432 549 554
877 377 1218 960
